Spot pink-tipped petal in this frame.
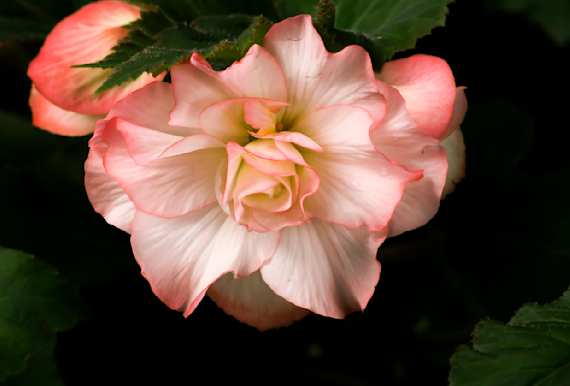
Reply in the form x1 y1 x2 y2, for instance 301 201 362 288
250 131 324 152
372 81 448 237
244 139 289 162
297 105 421 231
28 1 162 115
131 206 280 316
207 270 309 330
377 54 457 140
85 145 135 233
243 100 276 131
114 118 224 166
252 166 318 232
261 219 386 319
106 81 196 137
102 118 226 218
264 15 385 128
241 151 297 177
441 127 466 198
169 45 287 127
442 87 468 140
29 85 102 136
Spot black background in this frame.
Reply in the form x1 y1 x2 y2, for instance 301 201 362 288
1 0 569 385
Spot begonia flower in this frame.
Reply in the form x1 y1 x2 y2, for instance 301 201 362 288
27 0 164 136
85 15 466 330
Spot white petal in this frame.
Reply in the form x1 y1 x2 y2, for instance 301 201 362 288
207 270 309 330
131 206 280 316
261 219 386 319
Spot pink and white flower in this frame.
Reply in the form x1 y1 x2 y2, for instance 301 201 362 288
27 0 164 136
85 15 466 329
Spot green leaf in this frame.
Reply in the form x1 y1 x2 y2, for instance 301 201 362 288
191 14 259 40
93 23 221 95
0 17 52 41
125 0 279 21
85 12 273 96
331 0 453 59
313 1 385 67
449 287 570 386
0 247 89 381
75 6 176 70
1 336 64 386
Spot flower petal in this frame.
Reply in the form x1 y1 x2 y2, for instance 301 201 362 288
261 219 386 319
199 98 288 145
376 54 457 140
27 1 162 115
207 270 309 330
298 105 422 231
169 45 287 128
263 15 385 128
84 145 135 233
102 118 226 218
29 85 102 136
442 87 468 140
441 127 466 198
250 131 324 152
105 81 195 137
131 206 280 316
251 166 318 231
372 81 448 237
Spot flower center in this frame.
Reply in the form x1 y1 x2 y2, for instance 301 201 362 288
261 184 284 198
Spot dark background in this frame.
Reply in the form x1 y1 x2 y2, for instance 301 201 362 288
1 0 569 384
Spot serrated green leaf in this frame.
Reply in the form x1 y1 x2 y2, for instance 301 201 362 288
0 247 89 381
202 15 273 70
235 16 273 54
0 17 52 41
92 13 274 95
191 14 257 40
94 23 220 95
74 7 175 70
449 288 570 386
313 1 385 67
127 6 176 38
332 0 453 59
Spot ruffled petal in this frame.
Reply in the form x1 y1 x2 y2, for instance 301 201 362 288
372 81 448 237
441 127 466 198
442 87 468 140
27 1 162 115
207 270 309 330
298 105 422 231
169 45 287 128
199 98 288 145
131 206 280 316
29 85 102 136
102 118 226 218
261 219 386 319
264 15 385 128
376 54 457 140
104 81 196 137
84 145 135 233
